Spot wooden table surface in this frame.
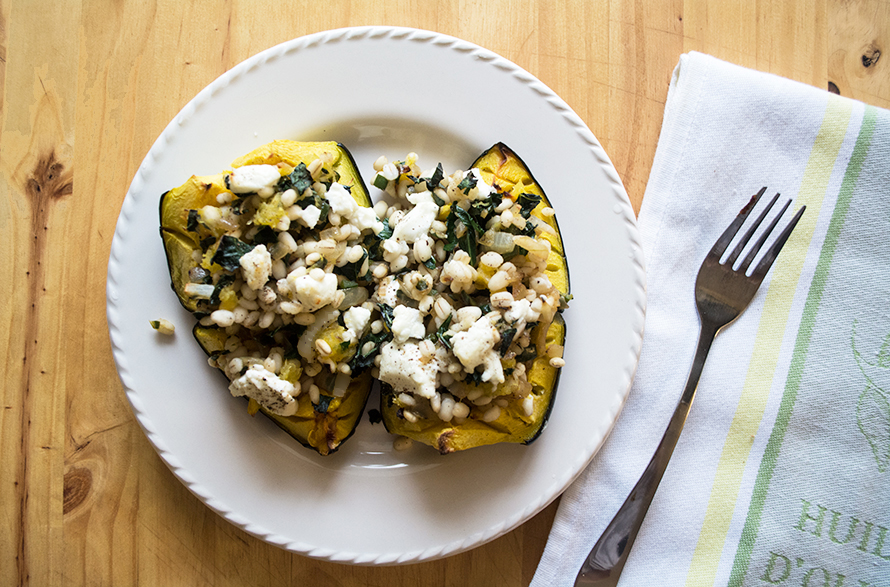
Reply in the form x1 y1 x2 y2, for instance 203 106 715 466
2 1 887 585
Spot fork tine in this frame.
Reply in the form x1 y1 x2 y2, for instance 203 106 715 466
737 198 792 272
725 192 781 266
750 205 806 281
709 187 767 258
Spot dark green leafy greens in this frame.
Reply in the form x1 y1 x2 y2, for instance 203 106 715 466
187 209 200 232
209 274 237 306
278 162 313 194
211 235 254 272
517 192 542 218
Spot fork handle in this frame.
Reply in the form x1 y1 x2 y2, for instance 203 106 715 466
575 322 718 586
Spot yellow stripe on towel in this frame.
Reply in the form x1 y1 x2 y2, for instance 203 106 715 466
684 97 854 586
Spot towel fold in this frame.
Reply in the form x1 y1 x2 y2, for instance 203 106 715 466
532 51 890 587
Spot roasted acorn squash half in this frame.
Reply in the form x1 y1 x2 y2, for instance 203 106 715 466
380 143 570 453
160 140 376 455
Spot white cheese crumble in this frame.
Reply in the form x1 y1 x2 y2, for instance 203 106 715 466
451 316 505 385
391 305 425 344
239 244 272 290
229 164 281 194
343 306 372 342
298 204 322 229
290 269 339 312
392 191 438 243
378 341 439 399
229 364 298 416
374 276 400 307
326 182 358 216
326 182 385 233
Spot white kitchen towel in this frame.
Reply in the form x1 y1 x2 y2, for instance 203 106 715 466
532 52 890 587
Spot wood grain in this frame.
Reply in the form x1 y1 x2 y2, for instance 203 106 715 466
1 1 886 585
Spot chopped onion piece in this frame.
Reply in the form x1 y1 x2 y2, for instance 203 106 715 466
183 283 215 299
480 230 515 254
338 286 369 310
332 373 351 397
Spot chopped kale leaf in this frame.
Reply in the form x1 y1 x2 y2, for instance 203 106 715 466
199 235 216 251
186 209 200 232
317 198 331 226
349 328 393 372
333 248 368 282
515 344 538 363
499 327 517 356
443 207 460 252
377 303 395 332
211 235 253 272
453 205 483 238
464 370 485 386
425 163 445 192
377 216 394 240
252 225 278 246
457 173 477 194
502 245 529 262
461 231 477 266
517 192 542 218
315 394 334 414
209 274 236 306
278 162 313 194
435 315 453 349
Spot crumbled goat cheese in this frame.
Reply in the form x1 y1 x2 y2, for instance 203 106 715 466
392 191 438 243
374 276 401 307
451 316 505 384
505 298 542 333
239 244 272 291
326 182 359 216
391 305 426 344
291 269 339 311
299 204 322 229
378 341 439 398
326 182 384 233
343 306 372 341
229 364 297 416
229 165 281 194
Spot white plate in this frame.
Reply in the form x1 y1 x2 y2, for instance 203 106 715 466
107 26 646 565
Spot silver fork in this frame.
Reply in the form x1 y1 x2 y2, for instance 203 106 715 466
575 188 805 586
